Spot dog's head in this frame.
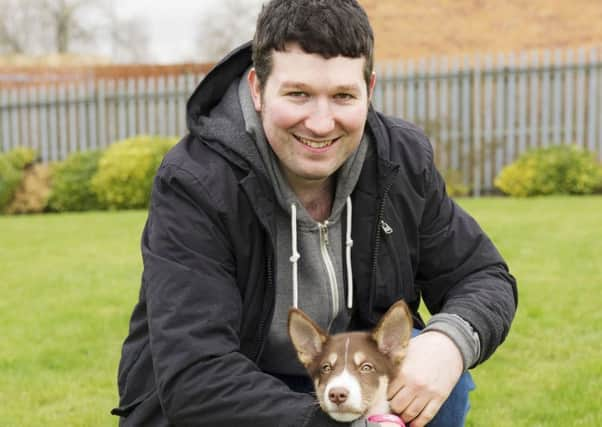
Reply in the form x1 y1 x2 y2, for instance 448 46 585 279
288 301 412 422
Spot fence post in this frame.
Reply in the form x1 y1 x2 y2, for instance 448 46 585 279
541 50 551 147
529 50 539 149
552 49 563 145
575 48 586 147
518 52 528 156
565 49 575 145
472 54 481 197
1 89 10 153
438 56 448 173
87 80 97 151
483 54 494 190
38 85 49 162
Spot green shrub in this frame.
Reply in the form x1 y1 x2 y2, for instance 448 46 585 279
4 146 38 170
0 155 23 212
91 135 178 209
6 163 52 214
494 145 602 197
0 146 37 212
48 150 104 212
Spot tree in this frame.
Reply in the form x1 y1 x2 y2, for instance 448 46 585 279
108 15 150 63
0 0 46 54
0 0 149 62
195 0 264 62
41 0 107 54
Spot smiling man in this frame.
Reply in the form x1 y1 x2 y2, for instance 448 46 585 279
112 1 517 427
248 43 374 214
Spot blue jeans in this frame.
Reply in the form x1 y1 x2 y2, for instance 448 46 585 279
412 328 475 427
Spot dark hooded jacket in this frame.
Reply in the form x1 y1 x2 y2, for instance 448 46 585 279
112 42 517 427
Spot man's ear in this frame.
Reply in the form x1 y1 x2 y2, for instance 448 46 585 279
288 308 327 367
367 71 376 102
247 68 263 112
372 300 412 364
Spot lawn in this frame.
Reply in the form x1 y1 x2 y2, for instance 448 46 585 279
0 196 600 426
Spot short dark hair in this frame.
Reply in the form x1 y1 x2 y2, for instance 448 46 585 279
252 0 374 91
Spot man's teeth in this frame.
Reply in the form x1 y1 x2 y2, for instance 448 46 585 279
297 136 336 148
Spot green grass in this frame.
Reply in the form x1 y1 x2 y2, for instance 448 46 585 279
1 197 601 426
0 211 144 427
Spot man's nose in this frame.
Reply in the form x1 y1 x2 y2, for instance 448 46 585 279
304 100 335 135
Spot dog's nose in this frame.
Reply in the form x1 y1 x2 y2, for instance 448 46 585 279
328 387 349 405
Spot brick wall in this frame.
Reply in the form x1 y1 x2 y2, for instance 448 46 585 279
359 0 602 60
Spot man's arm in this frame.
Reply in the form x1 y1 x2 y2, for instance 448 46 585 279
416 154 517 365
388 138 517 426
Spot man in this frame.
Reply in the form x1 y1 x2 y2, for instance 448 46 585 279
112 1 517 426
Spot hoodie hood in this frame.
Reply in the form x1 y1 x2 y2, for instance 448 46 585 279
186 41 276 185
187 41 253 124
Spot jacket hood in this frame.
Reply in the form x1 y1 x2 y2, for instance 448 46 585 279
187 41 253 126
186 41 271 178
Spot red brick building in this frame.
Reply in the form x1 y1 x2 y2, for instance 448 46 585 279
359 0 602 60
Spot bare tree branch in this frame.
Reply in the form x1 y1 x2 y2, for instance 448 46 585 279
109 15 151 63
195 0 264 62
0 0 150 62
0 0 45 54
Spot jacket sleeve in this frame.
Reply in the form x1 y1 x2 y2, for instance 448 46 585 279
415 144 518 366
142 162 344 427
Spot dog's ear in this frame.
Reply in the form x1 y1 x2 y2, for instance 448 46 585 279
288 308 328 367
372 300 413 364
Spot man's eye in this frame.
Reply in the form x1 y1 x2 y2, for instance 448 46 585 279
287 91 308 97
335 93 354 100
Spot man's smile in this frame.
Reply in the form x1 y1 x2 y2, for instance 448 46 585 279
294 135 341 149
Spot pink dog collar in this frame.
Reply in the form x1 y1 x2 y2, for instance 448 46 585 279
367 414 406 426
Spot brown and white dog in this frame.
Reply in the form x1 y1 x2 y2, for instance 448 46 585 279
288 300 412 424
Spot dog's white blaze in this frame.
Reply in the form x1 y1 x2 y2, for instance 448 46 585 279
323 368 363 420
344 337 350 369
324 338 363 421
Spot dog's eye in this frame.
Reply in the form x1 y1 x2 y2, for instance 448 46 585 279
360 363 374 373
321 363 332 374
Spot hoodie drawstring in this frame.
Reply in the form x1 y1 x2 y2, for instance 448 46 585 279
345 196 353 309
289 197 354 311
290 203 300 309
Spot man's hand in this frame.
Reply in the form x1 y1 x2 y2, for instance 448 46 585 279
387 331 463 427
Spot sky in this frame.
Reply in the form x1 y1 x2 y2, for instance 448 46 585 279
114 0 263 63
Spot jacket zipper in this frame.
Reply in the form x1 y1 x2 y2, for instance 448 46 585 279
252 252 274 363
318 221 339 324
370 167 400 306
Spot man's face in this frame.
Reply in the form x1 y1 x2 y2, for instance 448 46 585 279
248 43 375 191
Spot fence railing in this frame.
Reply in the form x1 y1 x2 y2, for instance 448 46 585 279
372 45 602 195
1 45 601 194
0 68 207 164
